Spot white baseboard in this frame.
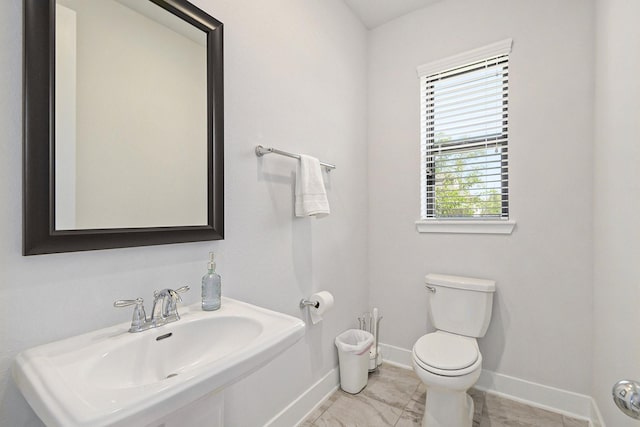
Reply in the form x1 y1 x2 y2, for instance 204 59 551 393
589 398 606 427
378 342 413 369
379 342 603 426
475 371 593 424
265 368 339 427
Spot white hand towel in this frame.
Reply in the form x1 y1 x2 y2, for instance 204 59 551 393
295 155 330 218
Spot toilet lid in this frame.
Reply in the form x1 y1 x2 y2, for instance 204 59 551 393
413 331 479 371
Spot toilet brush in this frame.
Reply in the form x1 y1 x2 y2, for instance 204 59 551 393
368 308 383 372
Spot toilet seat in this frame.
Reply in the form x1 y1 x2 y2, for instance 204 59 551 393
413 331 481 377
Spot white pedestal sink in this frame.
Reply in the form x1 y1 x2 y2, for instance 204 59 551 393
13 297 305 427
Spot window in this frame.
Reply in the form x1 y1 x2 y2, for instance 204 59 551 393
418 40 512 227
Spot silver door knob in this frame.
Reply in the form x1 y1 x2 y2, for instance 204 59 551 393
612 379 640 419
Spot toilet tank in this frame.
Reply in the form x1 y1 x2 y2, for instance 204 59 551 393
426 273 496 338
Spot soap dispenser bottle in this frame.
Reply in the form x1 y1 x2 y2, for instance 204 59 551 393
202 252 221 311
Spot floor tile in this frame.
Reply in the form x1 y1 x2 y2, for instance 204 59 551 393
562 415 590 427
394 411 422 427
479 393 564 427
299 418 315 427
300 392 340 426
299 365 587 427
410 383 426 403
313 390 403 427
468 388 485 424
362 364 421 409
403 399 425 424
371 364 419 383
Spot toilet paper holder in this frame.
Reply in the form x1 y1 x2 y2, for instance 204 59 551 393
299 299 320 309
300 291 334 325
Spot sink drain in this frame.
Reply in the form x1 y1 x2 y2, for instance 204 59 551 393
166 373 178 379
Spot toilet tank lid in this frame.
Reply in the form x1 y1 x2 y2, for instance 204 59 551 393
425 273 496 292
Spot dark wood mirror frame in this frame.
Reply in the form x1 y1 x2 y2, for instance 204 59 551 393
23 0 224 255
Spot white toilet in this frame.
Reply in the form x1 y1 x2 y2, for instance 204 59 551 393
412 273 496 427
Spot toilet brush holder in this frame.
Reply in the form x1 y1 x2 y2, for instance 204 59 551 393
358 311 382 372
368 350 378 372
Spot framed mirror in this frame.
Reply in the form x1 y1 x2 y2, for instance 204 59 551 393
23 0 224 255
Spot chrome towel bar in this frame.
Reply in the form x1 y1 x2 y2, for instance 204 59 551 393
255 145 336 171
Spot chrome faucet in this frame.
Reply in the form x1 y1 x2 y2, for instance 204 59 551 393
151 286 189 325
114 286 190 333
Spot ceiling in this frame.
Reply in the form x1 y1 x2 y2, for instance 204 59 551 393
343 0 442 29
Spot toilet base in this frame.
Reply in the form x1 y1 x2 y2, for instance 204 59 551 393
422 388 474 427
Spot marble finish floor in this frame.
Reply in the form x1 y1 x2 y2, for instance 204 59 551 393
299 364 589 427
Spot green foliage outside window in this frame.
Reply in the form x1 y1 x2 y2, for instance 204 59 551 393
433 149 502 218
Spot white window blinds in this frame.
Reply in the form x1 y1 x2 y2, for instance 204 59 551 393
419 40 511 220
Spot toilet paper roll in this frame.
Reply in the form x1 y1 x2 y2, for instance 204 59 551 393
309 291 334 325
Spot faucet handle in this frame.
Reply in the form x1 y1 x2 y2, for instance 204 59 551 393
154 285 189 302
114 298 147 332
114 297 144 308
152 286 189 296
167 286 189 320
172 285 190 302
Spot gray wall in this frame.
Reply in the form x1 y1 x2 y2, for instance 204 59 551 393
593 0 640 424
0 0 368 425
367 0 595 394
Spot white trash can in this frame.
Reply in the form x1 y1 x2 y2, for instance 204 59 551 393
335 329 375 394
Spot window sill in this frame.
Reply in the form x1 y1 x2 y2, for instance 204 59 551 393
415 219 516 235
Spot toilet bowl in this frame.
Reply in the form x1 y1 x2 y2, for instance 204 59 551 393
412 274 495 427
412 331 482 427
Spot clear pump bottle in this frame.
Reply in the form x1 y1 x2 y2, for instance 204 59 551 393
202 252 221 311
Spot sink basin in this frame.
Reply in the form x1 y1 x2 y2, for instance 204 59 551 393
87 315 263 389
13 297 305 427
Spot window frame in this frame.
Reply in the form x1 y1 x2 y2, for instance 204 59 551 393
415 39 515 235
423 59 509 219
